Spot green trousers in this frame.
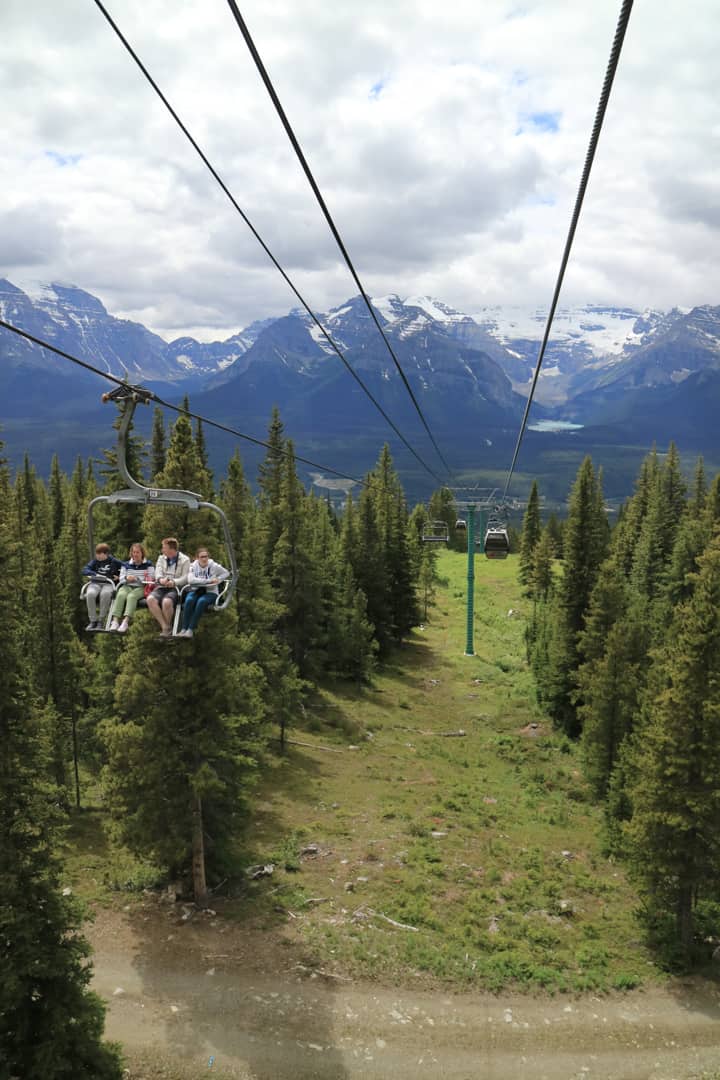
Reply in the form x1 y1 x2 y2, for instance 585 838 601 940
111 584 144 620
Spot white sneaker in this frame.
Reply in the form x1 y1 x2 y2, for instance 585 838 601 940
118 618 130 633
109 619 120 632
182 628 193 638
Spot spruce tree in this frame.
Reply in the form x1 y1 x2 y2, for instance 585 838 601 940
542 457 607 735
0 451 122 1079
48 454 65 542
150 405 166 480
94 405 147 553
270 443 326 677
519 480 542 589
625 534 720 956
102 612 266 902
258 407 287 566
578 614 646 799
142 410 216 558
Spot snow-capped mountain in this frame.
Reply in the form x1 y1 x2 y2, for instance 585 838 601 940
0 279 268 388
2 278 719 491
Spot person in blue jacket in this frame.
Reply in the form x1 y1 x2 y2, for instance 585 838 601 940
81 542 122 630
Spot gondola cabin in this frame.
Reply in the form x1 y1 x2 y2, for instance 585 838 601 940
455 518 467 532
483 526 510 559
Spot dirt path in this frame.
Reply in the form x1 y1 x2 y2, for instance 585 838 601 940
88 904 720 1080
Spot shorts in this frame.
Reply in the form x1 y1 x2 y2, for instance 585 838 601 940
151 587 179 607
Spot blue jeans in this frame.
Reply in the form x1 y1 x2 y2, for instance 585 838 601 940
181 589 217 631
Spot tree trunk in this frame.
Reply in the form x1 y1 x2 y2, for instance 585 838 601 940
677 884 694 957
191 793 208 908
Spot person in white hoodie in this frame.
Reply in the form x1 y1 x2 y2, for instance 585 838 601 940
178 547 230 638
146 537 191 637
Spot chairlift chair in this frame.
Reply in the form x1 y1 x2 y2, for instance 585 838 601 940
422 520 450 545
83 384 238 634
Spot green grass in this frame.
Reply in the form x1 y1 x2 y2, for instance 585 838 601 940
65 551 658 993
218 551 655 993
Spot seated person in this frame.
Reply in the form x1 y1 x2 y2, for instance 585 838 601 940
147 536 191 637
178 547 230 638
81 542 122 630
109 542 155 633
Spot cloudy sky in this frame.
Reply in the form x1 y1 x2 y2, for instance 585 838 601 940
2 0 718 342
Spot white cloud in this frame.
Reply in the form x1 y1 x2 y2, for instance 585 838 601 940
1 0 718 341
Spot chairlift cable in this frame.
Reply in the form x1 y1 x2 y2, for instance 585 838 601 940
502 0 634 500
225 0 456 484
90 0 446 487
0 317 365 485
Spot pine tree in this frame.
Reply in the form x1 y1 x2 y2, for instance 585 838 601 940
258 407 287 566
625 534 720 956
102 612 266 903
270 443 326 677
519 480 542 589
578 614 647 799
366 445 419 646
48 454 65 542
0 450 122 1078
94 404 147 553
194 417 213 493
542 457 607 735
150 406 166 480
688 455 707 517
142 410 216 558
529 528 555 600
613 449 660 578
544 513 564 560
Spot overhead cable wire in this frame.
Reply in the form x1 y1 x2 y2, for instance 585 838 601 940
225 0 455 484
90 0 445 487
502 0 634 500
0 317 365 485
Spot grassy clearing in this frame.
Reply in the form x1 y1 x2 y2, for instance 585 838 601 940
225 551 656 993
66 551 658 993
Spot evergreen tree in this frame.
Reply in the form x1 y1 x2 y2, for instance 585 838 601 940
26 499 86 800
578 613 647 799
688 454 707 517
270 444 326 678
328 561 378 684
0 450 122 1078
519 480 542 589
194 417 213 492
544 512 563 560
48 454 65 542
258 407 287 565
542 457 607 735
366 445 419 646
102 613 266 903
142 410 216 558
529 528 555 600
150 406 166 480
94 404 147 553
613 449 660 578
625 535 720 956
